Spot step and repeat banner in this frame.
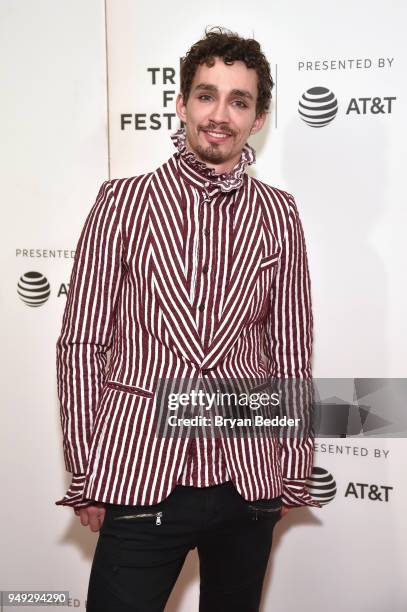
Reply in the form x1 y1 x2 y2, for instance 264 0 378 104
2 0 406 610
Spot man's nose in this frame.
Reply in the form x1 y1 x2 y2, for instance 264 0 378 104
208 100 230 125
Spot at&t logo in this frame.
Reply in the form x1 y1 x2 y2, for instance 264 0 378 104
306 466 337 505
17 271 50 307
298 87 338 127
299 86 396 127
345 482 393 502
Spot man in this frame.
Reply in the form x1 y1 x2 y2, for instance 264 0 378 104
55 27 320 612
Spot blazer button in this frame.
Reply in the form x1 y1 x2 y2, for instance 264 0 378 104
198 304 205 311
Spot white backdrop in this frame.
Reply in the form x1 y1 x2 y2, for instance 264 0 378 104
1 0 406 610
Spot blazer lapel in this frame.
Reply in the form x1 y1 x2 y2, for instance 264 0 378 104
201 176 264 369
149 162 205 364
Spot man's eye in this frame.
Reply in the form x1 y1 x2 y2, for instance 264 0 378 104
233 100 248 108
198 95 212 101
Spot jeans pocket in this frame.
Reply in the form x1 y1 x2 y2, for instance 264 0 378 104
104 501 166 526
112 511 164 525
246 497 283 521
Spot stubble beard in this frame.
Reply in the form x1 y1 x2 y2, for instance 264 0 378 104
194 143 227 165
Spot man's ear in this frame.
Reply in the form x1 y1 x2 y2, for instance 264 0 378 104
176 93 187 123
250 111 267 136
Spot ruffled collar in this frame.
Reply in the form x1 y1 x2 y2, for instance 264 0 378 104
171 127 256 194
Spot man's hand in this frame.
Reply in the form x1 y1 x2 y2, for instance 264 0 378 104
280 505 293 518
74 503 106 532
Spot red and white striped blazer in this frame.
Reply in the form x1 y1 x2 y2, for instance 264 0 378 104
55 144 319 509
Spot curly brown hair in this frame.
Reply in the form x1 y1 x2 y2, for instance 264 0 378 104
180 27 274 117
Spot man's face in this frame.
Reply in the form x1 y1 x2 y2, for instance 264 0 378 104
176 56 267 174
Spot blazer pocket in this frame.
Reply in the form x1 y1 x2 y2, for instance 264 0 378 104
105 380 154 399
259 254 280 271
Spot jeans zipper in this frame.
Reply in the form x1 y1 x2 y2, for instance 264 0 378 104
113 511 163 525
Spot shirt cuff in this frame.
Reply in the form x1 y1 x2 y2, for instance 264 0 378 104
55 473 92 508
282 478 322 508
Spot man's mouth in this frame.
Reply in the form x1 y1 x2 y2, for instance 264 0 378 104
201 129 232 143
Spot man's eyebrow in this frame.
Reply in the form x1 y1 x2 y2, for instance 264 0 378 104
194 83 218 93
230 88 254 100
193 83 254 101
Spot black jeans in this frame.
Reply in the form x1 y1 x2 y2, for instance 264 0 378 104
86 481 282 612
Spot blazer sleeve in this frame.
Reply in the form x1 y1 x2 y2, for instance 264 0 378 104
54 180 124 507
264 192 321 508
